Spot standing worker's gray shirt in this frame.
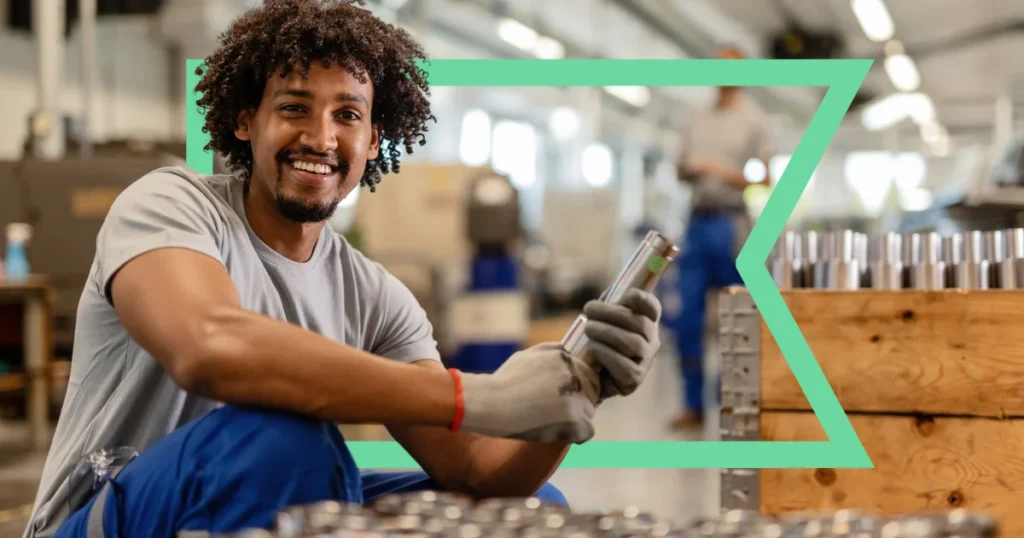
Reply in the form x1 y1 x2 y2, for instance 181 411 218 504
678 94 775 213
25 166 442 538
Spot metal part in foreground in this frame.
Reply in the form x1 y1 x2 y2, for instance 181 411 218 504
718 289 760 513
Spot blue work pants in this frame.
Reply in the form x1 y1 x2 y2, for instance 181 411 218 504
54 406 567 537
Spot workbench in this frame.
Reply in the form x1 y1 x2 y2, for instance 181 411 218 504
0 276 56 450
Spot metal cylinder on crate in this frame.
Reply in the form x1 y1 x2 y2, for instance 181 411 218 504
801 230 819 289
953 230 990 289
771 230 802 290
986 230 1006 288
871 232 903 290
911 232 945 290
1001 228 1024 289
821 230 860 290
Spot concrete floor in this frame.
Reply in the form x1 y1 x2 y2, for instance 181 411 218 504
0 332 721 537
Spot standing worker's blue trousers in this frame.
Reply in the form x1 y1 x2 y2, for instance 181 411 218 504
54 406 567 537
669 213 746 414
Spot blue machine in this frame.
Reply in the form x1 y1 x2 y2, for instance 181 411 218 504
447 173 527 374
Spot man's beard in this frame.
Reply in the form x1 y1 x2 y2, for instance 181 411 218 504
273 153 352 223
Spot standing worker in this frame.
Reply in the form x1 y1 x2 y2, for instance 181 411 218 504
668 46 774 430
24 1 665 537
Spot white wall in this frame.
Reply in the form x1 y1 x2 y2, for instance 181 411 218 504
0 15 178 159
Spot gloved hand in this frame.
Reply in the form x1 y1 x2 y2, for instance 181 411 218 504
582 288 662 399
457 343 601 444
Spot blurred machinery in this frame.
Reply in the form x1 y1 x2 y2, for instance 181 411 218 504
0 144 187 355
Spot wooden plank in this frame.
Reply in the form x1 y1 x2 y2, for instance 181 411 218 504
759 289 1024 418
760 411 1024 537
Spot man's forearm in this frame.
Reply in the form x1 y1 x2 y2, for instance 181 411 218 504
464 436 570 498
182 305 457 426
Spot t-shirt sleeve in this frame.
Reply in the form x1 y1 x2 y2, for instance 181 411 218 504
93 168 226 305
368 269 442 364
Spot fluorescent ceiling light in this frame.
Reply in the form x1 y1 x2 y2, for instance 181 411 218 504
604 86 651 107
851 0 894 42
533 36 565 59
497 18 538 52
884 53 920 92
861 92 935 131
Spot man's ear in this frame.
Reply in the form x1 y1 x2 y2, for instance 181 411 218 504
368 124 381 160
234 110 254 142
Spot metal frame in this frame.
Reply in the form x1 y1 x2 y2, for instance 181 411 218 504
718 288 762 513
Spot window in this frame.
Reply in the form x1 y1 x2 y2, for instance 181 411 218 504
582 143 614 188
459 109 491 166
844 151 895 216
492 120 538 189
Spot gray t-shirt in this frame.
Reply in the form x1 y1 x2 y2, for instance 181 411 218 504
678 94 775 213
26 166 441 538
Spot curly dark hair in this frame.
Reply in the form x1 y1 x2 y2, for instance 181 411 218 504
194 0 434 192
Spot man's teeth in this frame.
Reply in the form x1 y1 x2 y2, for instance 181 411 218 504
291 161 333 175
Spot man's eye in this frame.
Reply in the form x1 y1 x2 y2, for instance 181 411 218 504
280 105 304 113
338 111 359 120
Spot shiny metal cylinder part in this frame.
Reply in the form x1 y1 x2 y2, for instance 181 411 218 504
986 230 1006 288
562 231 680 367
902 232 921 289
855 232 870 288
871 232 903 290
802 230 819 288
772 230 802 289
821 230 859 290
1000 228 1024 289
953 230 990 289
910 232 945 290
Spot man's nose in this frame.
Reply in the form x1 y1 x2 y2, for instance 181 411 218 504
301 115 339 153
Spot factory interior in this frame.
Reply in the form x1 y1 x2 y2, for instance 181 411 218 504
2 0 1024 536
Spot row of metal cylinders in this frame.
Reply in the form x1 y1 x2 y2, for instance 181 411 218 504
769 228 1024 290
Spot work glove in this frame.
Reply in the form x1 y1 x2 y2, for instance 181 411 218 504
582 288 662 399
458 343 601 444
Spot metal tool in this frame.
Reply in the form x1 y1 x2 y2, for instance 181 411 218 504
771 230 802 289
871 232 903 290
910 232 945 290
562 230 680 369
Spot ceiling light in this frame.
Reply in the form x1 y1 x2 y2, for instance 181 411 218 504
851 0 894 42
884 53 920 92
603 86 651 107
861 93 935 131
497 18 538 52
549 107 580 140
533 36 565 59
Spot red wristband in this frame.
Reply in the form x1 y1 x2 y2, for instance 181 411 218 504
447 368 465 433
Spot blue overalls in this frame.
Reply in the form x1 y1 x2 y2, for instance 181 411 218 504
53 406 567 537
665 210 747 415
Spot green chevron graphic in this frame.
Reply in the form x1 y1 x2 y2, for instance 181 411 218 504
186 58 874 469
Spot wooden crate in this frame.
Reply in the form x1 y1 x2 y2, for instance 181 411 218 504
718 286 1024 536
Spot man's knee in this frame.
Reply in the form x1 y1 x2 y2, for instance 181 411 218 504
534 482 569 507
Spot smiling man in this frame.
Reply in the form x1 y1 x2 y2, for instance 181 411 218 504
24 1 664 537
